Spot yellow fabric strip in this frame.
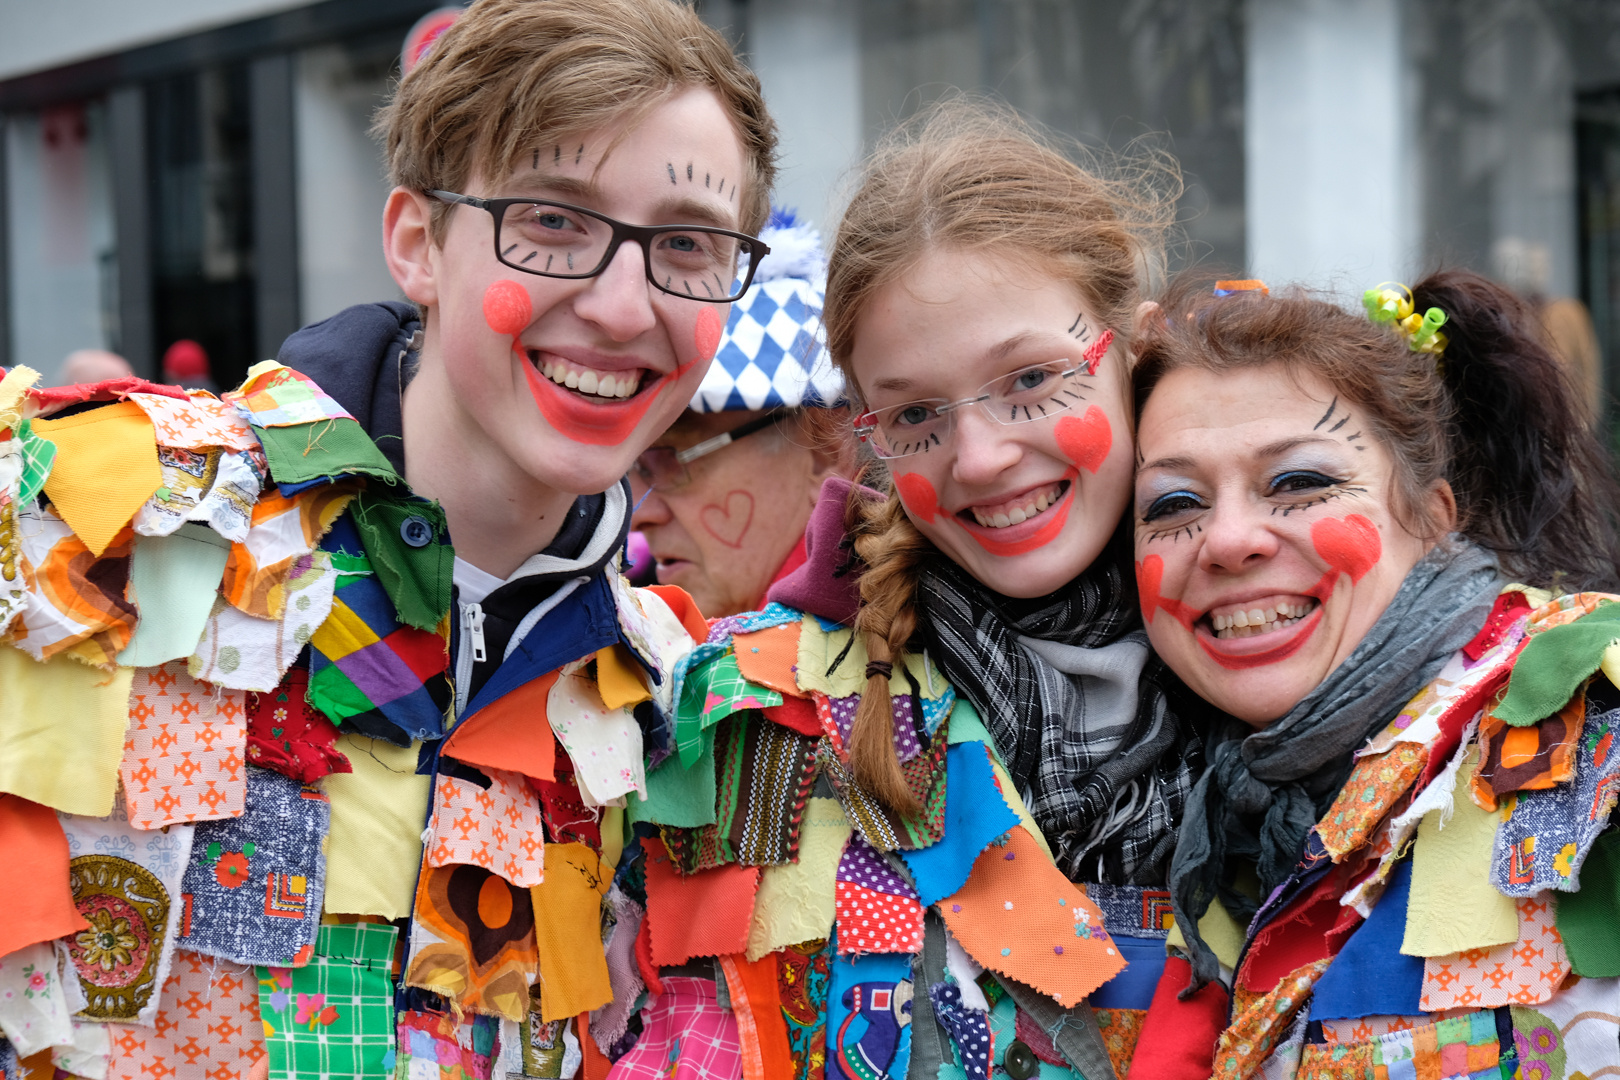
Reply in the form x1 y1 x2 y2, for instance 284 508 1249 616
0 648 133 816
595 644 652 710
309 596 382 661
322 734 431 919
746 796 850 960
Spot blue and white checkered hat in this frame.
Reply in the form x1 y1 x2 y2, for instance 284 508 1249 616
689 209 845 412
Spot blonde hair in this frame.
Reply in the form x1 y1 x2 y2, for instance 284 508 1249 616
377 0 778 239
826 101 1178 812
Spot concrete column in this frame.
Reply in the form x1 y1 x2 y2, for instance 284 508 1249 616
1245 0 1419 292
746 0 863 232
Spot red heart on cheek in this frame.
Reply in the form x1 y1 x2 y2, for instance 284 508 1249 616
1054 406 1113 474
893 472 939 524
1311 514 1382 584
1135 553 1200 630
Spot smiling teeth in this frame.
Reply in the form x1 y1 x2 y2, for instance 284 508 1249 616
539 359 640 399
970 489 1055 529
1212 601 1315 639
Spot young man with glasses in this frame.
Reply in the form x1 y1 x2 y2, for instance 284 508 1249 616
629 212 855 617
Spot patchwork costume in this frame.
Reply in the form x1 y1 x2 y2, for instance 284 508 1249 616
1155 583 1620 1080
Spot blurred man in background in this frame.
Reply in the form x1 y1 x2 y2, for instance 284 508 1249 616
54 348 131 386
630 211 855 618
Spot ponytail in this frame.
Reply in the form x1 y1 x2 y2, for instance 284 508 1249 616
845 474 931 816
1412 270 1620 591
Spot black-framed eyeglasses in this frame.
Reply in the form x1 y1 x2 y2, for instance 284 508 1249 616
426 190 770 303
630 410 786 493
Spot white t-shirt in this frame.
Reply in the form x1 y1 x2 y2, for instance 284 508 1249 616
453 557 507 607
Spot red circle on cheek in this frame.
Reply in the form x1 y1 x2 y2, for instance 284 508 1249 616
694 307 724 363
482 280 532 337
893 472 939 524
1311 514 1382 584
1054 406 1113 474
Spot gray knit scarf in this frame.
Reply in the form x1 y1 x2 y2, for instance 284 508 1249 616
917 533 1200 885
1168 538 1503 990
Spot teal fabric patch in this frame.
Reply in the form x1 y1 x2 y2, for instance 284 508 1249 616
629 742 718 829
120 523 233 668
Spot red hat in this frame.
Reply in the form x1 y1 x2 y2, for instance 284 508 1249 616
162 339 209 381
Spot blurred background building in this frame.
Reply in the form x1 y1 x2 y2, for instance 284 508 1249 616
1 0 1618 432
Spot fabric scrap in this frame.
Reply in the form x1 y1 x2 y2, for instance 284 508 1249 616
30 401 162 557
747 798 850 961
1315 741 1428 862
59 793 195 1026
588 888 644 1054
252 417 398 491
1510 973 1620 1079
127 390 260 452
245 666 352 782
899 742 1020 907
256 922 396 1080
825 948 912 1080
118 524 232 668
1494 600 1620 727
1420 892 1570 1010
628 739 715 829
1128 956 1228 1080
176 766 329 966
775 939 832 1080
604 976 741 1079
425 765 547 887
936 826 1124 1008
345 489 450 632
1402 745 1518 957
731 622 805 697
1083 882 1175 940
406 863 538 1021
0 796 89 957
0 648 135 816
131 447 262 544
222 485 355 620
225 361 356 428
643 839 760 965
0 942 74 1058
927 982 991 1079
9 504 137 667
835 835 925 956
1211 959 1330 1080
101 950 264 1080
716 952 795 1080
443 671 559 786
120 660 248 829
394 1007 498 1079
322 734 430 919
1309 859 1424 1019
1555 827 1620 975
189 550 337 693
595 644 651 710
1473 691 1581 809
548 665 647 808
529 842 613 1022
1088 933 1167 1011
1491 694 1620 896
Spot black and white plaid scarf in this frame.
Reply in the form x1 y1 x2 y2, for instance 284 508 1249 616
916 537 1201 885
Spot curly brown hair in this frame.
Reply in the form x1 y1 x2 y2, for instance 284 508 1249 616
825 100 1180 811
376 0 778 240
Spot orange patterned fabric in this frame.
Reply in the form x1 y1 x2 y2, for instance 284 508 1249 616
1471 691 1582 811
1316 742 1428 861
120 660 248 829
425 766 547 887
103 950 265 1080
220 485 356 619
1295 1039 1372 1079
1419 893 1570 1010
1212 958 1332 1080
1093 1007 1145 1079
128 391 260 452
9 506 136 666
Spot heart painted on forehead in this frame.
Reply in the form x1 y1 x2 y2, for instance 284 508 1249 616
694 306 725 363
893 472 939 523
482 279 532 337
1054 406 1112 474
700 489 755 549
1311 514 1381 584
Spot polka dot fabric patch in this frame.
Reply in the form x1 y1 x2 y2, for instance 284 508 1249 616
835 835 924 955
936 826 1125 1006
929 981 993 1078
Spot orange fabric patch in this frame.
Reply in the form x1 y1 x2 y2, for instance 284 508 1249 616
643 838 761 966
120 660 248 828
936 826 1125 1007
733 623 806 697
1094 1008 1145 1079
104 951 265 1080
1316 742 1429 861
718 952 795 1080
529 842 614 1021
426 766 547 887
31 400 162 557
0 794 89 956
1472 692 1582 811
443 671 559 783
220 483 355 618
1212 958 1332 1080
1420 894 1571 1010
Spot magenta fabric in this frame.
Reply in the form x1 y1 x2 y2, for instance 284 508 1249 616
765 477 880 625
606 976 742 1079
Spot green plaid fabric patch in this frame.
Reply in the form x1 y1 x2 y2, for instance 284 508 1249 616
675 649 783 766
258 923 397 1079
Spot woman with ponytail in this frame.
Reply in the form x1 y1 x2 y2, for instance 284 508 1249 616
1128 269 1620 1078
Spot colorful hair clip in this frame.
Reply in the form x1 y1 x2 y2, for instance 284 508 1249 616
1362 282 1448 356
1213 279 1269 297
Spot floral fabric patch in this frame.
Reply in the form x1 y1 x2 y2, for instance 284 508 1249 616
177 766 329 967
131 446 263 542
120 660 248 829
189 549 338 693
1510 973 1620 1080
395 1007 498 1079
245 666 351 783
256 922 396 1080
59 793 195 1025
0 941 74 1057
